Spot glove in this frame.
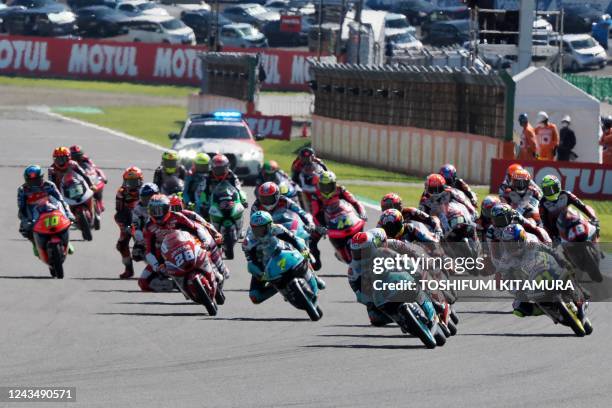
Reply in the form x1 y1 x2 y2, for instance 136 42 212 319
301 248 310 260
315 225 327 236
157 263 167 276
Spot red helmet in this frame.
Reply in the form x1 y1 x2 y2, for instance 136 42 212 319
506 163 523 178
380 193 402 211
69 145 84 161
511 168 531 193
122 166 144 190
425 174 446 195
211 154 230 180
258 182 280 211
168 194 183 212
378 209 404 239
53 147 71 170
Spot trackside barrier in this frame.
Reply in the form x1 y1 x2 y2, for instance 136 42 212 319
312 115 502 184
563 74 612 103
0 35 316 91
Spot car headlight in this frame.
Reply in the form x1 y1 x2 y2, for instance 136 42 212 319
241 149 263 161
179 149 197 160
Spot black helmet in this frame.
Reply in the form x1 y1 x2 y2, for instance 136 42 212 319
299 147 315 163
603 116 612 131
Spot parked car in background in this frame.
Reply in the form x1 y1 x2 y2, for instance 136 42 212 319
547 4 601 34
423 19 469 47
264 0 314 14
3 4 78 36
115 0 168 17
386 31 422 52
421 5 468 38
384 12 416 37
390 0 435 25
68 0 117 10
116 14 195 44
181 9 231 44
552 34 607 71
76 5 129 37
262 18 305 46
222 3 279 30
219 22 268 48
158 0 210 19
9 0 58 9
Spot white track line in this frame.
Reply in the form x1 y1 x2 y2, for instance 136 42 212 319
30 106 166 152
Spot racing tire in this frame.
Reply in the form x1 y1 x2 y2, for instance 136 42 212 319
433 325 447 347
194 277 218 316
583 245 603 283
447 320 458 336
559 302 586 337
439 321 451 338
215 287 226 305
78 212 93 242
399 304 436 349
450 307 459 325
583 318 593 336
289 280 321 321
48 243 64 279
224 233 235 260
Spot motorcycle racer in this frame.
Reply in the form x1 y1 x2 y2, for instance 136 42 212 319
69 144 107 213
500 168 542 203
242 211 325 304
377 209 440 244
48 146 94 191
182 152 210 209
380 193 442 233
195 154 247 219
497 164 542 198
131 182 159 263
115 166 144 279
439 164 478 207
255 160 291 191
539 175 598 241
419 174 477 229
290 147 328 185
18 165 75 257
153 150 187 192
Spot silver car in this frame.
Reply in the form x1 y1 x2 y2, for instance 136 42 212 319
219 23 268 48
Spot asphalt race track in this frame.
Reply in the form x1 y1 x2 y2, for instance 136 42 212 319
0 108 610 408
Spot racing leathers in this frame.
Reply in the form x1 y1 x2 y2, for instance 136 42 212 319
48 160 94 191
254 168 291 193
251 195 314 229
498 176 542 199
130 203 149 262
290 156 327 185
114 186 140 276
74 155 107 212
152 165 187 194
17 181 74 240
182 170 207 209
419 187 477 231
447 178 478 207
195 170 247 218
539 191 597 242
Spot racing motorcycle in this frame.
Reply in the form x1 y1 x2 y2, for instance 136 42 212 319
250 242 323 321
61 172 95 241
324 199 366 263
82 163 105 230
161 231 225 316
557 208 602 283
505 190 542 225
31 200 72 278
271 208 318 268
208 181 245 260
440 201 481 265
161 175 184 197
298 162 324 213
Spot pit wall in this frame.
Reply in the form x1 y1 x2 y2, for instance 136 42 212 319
311 115 502 184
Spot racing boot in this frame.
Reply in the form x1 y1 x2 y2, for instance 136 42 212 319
32 242 39 258
314 274 326 290
119 258 134 279
148 276 175 292
67 243 75 255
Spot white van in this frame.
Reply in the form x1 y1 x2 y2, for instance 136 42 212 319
118 14 196 44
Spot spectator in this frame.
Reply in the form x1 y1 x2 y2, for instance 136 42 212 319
517 113 538 160
592 15 611 50
557 115 577 161
534 111 559 161
600 115 612 165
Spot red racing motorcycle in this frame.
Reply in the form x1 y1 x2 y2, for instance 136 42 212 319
324 199 366 263
32 200 72 278
161 231 225 316
82 163 105 230
61 172 95 241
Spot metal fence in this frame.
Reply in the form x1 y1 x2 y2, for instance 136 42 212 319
198 52 258 102
563 74 612 103
309 61 512 140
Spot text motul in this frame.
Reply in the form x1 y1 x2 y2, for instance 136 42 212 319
0 39 50 72
68 44 138 76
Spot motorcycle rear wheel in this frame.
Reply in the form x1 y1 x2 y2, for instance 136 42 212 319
559 302 586 337
79 212 93 241
583 245 602 283
48 243 64 279
399 304 436 349
224 233 235 260
447 320 458 336
433 325 447 346
194 277 218 316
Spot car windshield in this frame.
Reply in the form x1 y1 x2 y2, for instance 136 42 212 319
388 32 416 43
571 38 597 49
138 2 157 10
237 25 258 36
185 122 251 140
161 18 185 29
386 17 409 29
245 5 267 15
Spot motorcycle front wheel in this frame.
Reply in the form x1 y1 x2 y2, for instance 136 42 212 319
193 277 218 316
78 211 93 242
288 279 321 321
48 242 64 279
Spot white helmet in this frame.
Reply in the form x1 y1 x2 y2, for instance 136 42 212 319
537 111 549 123
561 115 571 124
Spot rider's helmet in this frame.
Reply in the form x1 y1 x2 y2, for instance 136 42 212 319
168 194 184 212
481 195 501 219
506 163 523 179
262 160 279 180
603 115 612 131
148 194 171 224
122 166 144 191
500 224 528 256
139 182 159 206
161 150 179 174
439 164 457 185
425 174 446 197
380 193 402 211
69 145 85 162
349 228 387 261
518 112 528 126
537 111 549 123
378 209 404 239
52 146 71 170
541 174 561 202
24 165 44 187
193 152 210 174
258 182 280 211
510 168 531 194
318 171 337 199
299 147 315 164
250 210 273 239
491 203 514 228
211 154 230 180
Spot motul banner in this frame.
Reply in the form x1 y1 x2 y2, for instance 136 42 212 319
0 36 315 91
490 158 612 200
244 114 292 140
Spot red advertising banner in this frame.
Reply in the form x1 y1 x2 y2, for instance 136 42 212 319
244 114 292 140
0 35 315 91
280 15 302 33
490 158 612 200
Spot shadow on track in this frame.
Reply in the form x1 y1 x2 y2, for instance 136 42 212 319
303 344 423 350
0 275 52 279
211 317 310 322
327 324 397 329
96 312 204 317
317 274 345 278
459 310 513 315
222 289 249 292
73 277 124 281
462 332 575 338
318 334 411 339
90 289 142 293
115 301 194 306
